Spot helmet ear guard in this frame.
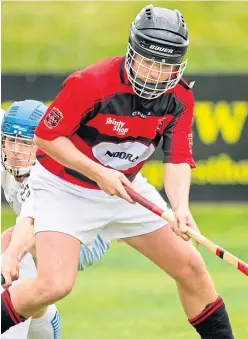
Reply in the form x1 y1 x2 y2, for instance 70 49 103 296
125 5 189 100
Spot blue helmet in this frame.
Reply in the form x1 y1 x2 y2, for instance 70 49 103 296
1 100 47 139
1 100 47 177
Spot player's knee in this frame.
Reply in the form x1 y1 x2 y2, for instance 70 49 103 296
171 250 207 283
36 276 74 304
49 279 74 302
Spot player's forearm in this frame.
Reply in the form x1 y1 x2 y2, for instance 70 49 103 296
1 227 14 253
163 163 191 210
34 135 104 182
5 217 34 261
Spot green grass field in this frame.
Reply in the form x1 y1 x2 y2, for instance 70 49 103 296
2 1 248 73
2 204 248 339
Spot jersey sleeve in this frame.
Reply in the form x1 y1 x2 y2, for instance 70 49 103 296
1 167 21 214
1 164 6 190
1 166 12 210
35 74 98 141
162 90 195 168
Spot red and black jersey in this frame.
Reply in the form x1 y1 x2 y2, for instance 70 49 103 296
35 56 195 189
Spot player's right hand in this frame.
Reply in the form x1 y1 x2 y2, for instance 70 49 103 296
1 250 20 288
95 168 135 204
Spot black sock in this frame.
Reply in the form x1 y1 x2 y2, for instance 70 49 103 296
189 296 234 339
1 290 26 334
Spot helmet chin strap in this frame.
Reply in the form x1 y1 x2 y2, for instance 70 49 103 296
129 68 166 99
3 160 32 178
134 77 165 90
133 78 164 99
14 171 30 179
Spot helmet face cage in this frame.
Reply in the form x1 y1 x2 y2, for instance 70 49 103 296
125 43 187 100
1 132 37 177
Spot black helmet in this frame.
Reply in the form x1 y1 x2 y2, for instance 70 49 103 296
125 5 189 99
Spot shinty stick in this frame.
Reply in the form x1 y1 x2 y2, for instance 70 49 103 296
124 185 248 277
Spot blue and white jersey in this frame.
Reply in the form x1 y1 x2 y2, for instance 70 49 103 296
1 108 35 219
2 165 22 214
1 165 35 221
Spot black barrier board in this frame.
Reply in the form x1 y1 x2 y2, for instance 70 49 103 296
1 74 248 202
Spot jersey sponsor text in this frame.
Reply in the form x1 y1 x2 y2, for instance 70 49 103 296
92 141 155 171
105 150 139 162
106 117 129 135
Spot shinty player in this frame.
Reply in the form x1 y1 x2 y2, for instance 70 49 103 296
1 100 110 338
2 5 234 339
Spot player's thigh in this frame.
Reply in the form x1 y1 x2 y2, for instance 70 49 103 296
35 231 80 292
123 225 206 281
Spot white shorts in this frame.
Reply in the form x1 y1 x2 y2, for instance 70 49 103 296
1 253 36 339
30 162 169 247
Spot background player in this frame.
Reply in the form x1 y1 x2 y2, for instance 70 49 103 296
1 100 60 339
2 6 235 339
1 100 110 338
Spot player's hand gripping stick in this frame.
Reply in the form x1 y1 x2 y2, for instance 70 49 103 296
123 185 248 277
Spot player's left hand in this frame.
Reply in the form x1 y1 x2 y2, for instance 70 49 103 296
171 205 200 242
